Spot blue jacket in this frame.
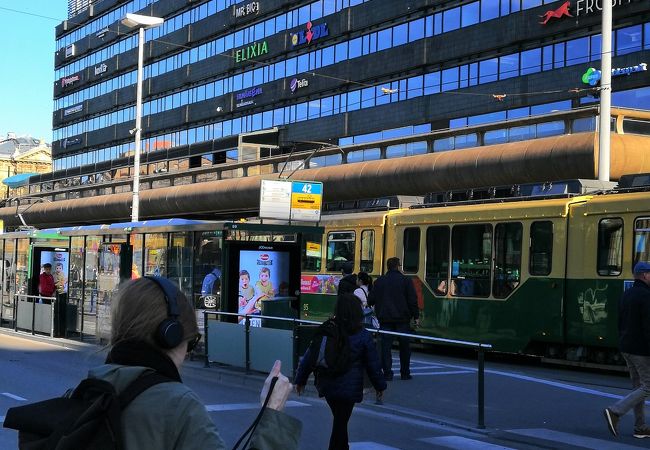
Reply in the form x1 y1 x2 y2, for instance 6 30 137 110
619 279 650 356
295 328 387 402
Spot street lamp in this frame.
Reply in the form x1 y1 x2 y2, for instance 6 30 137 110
120 13 164 222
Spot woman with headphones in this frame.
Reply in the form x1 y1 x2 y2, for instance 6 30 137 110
94 276 301 449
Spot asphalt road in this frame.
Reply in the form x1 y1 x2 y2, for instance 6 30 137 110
0 332 648 449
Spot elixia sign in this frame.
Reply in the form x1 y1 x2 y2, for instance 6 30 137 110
235 41 268 63
581 62 647 85
291 21 329 46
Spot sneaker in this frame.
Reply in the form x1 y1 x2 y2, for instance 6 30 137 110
633 425 650 439
604 408 619 437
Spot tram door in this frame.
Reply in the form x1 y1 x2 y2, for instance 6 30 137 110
96 243 132 340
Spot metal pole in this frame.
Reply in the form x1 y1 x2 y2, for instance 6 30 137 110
132 26 145 222
477 347 485 429
204 310 209 368
32 295 36 335
245 315 250 373
598 0 612 182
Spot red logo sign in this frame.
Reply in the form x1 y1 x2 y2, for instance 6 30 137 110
539 1 572 25
259 254 269 261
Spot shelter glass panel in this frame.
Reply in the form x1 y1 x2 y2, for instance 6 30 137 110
131 235 144 279
597 218 623 276
426 226 450 296
169 232 192 298
493 223 522 298
144 233 168 277
84 236 101 324
15 239 29 296
69 237 84 315
451 224 491 297
1 239 12 324
326 231 355 272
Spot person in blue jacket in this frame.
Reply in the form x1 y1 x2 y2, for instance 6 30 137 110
295 293 386 450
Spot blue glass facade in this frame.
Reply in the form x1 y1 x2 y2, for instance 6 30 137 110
52 0 650 173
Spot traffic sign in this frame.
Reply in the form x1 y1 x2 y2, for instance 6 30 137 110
290 181 323 222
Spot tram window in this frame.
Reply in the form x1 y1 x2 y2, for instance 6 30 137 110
451 224 492 297
360 230 374 273
403 228 420 273
530 221 553 275
302 233 322 272
633 218 650 270
493 223 522 298
426 226 450 295
326 231 355 272
597 218 623 276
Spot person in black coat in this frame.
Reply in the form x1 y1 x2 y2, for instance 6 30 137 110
368 257 419 380
337 261 357 296
295 294 386 450
604 262 650 439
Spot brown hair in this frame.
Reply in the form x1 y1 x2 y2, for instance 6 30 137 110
110 278 198 348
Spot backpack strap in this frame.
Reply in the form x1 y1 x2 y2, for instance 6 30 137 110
118 372 174 409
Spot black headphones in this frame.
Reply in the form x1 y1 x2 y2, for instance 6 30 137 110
145 276 184 349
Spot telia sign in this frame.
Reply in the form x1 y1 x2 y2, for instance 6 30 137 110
290 78 308 93
581 62 647 85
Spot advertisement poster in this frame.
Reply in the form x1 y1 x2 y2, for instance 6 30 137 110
300 274 341 295
40 251 69 294
238 250 290 326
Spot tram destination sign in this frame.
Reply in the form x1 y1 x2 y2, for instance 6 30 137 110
259 179 323 222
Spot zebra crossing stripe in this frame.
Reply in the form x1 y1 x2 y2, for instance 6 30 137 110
508 428 647 450
420 436 517 449
205 400 309 412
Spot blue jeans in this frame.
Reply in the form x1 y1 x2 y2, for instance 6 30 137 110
609 353 650 428
380 321 411 378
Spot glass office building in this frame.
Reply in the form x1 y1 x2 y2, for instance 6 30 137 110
20 0 650 221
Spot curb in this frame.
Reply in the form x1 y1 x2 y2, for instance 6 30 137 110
0 327 98 352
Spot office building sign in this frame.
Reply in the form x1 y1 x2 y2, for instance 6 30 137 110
61 75 81 88
235 86 263 108
539 1 572 24
581 62 647 85
575 0 632 17
290 78 309 93
291 21 329 46
94 63 107 76
61 137 82 149
64 104 83 116
235 40 268 64
234 1 259 18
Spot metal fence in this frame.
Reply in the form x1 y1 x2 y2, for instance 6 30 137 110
203 311 492 429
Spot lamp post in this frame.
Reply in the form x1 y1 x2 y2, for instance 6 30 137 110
120 13 164 222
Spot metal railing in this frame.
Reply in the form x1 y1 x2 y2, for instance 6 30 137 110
13 294 57 337
203 311 492 429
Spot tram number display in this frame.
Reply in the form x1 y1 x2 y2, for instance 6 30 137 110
290 181 323 222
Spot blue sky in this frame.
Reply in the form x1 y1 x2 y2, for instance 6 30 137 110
0 2 68 143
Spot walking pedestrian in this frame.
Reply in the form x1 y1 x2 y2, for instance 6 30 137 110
604 262 650 439
88 277 301 449
368 257 419 381
295 293 386 450
337 261 357 296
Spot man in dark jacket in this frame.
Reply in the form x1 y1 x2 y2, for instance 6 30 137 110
368 257 419 380
337 261 357 296
604 262 650 439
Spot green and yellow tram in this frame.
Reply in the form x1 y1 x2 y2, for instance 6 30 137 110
302 179 650 364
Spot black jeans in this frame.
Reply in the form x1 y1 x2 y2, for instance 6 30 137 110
325 397 355 450
380 321 412 378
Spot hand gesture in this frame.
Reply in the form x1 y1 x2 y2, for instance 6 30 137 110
261 360 292 411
